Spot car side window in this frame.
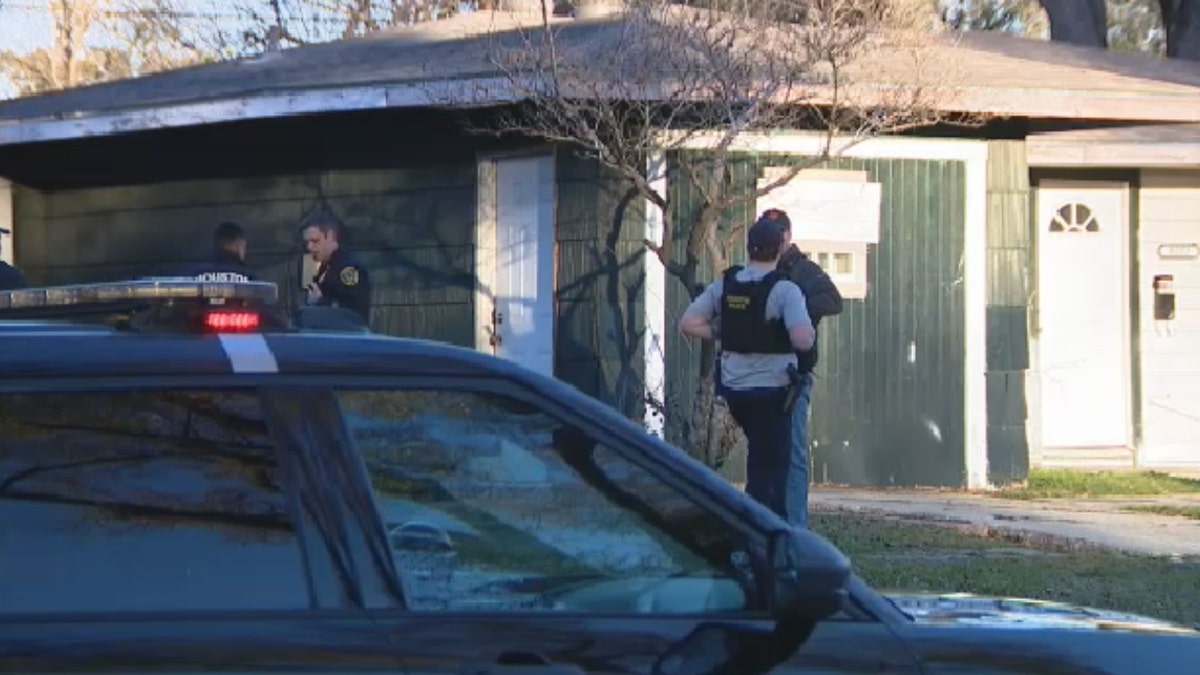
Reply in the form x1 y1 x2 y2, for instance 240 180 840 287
0 390 311 614
337 388 762 614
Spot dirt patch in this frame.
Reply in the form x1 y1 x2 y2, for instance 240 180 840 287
811 503 1120 554
856 547 1067 564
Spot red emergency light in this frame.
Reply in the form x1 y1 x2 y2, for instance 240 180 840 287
203 310 261 332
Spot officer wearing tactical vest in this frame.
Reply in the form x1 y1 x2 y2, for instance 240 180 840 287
679 216 815 518
762 207 843 530
300 208 371 323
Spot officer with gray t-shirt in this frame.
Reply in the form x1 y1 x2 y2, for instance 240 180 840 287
678 217 815 517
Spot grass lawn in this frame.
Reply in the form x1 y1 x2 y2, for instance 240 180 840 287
995 468 1200 500
812 512 1200 628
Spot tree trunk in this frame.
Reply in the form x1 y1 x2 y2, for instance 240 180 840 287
690 348 743 472
1160 0 1200 60
1038 0 1108 48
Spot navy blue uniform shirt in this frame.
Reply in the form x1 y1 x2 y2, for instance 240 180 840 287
0 261 28 291
313 248 371 321
178 250 257 282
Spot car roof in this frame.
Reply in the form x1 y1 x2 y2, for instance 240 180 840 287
0 323 528 380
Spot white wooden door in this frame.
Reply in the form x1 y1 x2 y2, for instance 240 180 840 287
492 155 555 377
1036 180 1132 449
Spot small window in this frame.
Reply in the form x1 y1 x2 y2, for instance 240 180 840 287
0 390 310 614
338 389 759 614
832 252 853 275
1049 203 1100 233
801 241 869 300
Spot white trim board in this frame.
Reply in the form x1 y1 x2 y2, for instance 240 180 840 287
1027 141 1200 168
473 156 498 355
0 78 521 146
664 131 990 489
0 177 12 265
643 152 668 438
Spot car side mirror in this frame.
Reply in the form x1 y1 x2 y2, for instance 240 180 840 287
768 527 852 623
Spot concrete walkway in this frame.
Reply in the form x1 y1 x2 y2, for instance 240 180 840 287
810 487 1200 559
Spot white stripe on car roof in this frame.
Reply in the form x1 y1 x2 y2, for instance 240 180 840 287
218 333 280 373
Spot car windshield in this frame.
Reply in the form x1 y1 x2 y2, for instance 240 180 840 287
0 386 757 615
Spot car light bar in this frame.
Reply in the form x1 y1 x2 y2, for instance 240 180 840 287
0 278 278 311
204 310 261 332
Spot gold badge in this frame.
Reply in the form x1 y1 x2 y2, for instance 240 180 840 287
340 266 360 287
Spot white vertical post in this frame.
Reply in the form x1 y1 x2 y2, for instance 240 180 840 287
643 152 668 438
0 176 13 265
963 148 991 489
474 157 498 354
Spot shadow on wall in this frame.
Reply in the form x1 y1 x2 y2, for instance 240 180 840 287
810 315 962 488
555 183 647 419
18 169 483 344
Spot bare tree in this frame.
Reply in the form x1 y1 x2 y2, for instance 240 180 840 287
437 0 962 463
1158 0 1200 59
230 0 465 52
0 0 128 95
0 0 222 96
939 0 1049 35
1107 0 1166 54
108 0 227 73
1038 0 1108 46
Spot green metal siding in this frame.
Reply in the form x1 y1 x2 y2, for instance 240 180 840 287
985 141 1032 486
13 164 479 345
555 150 648 418
666 153 968 487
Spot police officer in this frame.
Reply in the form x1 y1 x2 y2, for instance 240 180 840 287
0 227 28 290
762 208 844 530
679 217 815 518
300 209 371 322
180 221 256 282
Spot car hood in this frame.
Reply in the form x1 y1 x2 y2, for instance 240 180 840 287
883 592 1200 635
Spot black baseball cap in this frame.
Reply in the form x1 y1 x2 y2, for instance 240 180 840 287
757 208 791 232
747 217 787 258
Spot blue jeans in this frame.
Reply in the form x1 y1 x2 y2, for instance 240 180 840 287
786 372 814 529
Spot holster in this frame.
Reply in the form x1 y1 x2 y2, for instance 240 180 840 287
782 363 804 414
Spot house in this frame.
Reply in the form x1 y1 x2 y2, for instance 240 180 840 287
0 9 1198 489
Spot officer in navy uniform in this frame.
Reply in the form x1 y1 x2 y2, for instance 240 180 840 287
0 227 28 291
300 209 371 323
678 218 815 517
180 222 256 282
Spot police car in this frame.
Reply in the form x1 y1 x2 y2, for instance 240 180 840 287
0 279 1195 674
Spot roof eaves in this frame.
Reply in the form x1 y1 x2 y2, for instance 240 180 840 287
0 75 520 146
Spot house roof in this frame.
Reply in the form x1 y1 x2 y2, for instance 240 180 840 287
0 9 1198 146
1027 123 1200 167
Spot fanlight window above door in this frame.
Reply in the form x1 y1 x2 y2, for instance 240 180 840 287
1049 203 1100 233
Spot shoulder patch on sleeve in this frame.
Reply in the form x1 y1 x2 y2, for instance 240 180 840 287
340 266 360 287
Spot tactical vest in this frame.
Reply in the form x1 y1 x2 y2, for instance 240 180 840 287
719 266 793 354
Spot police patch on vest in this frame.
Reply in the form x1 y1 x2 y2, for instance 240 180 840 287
340 266 360 287
725 295 750 310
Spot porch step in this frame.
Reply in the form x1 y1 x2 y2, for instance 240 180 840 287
1039 446 1136 469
